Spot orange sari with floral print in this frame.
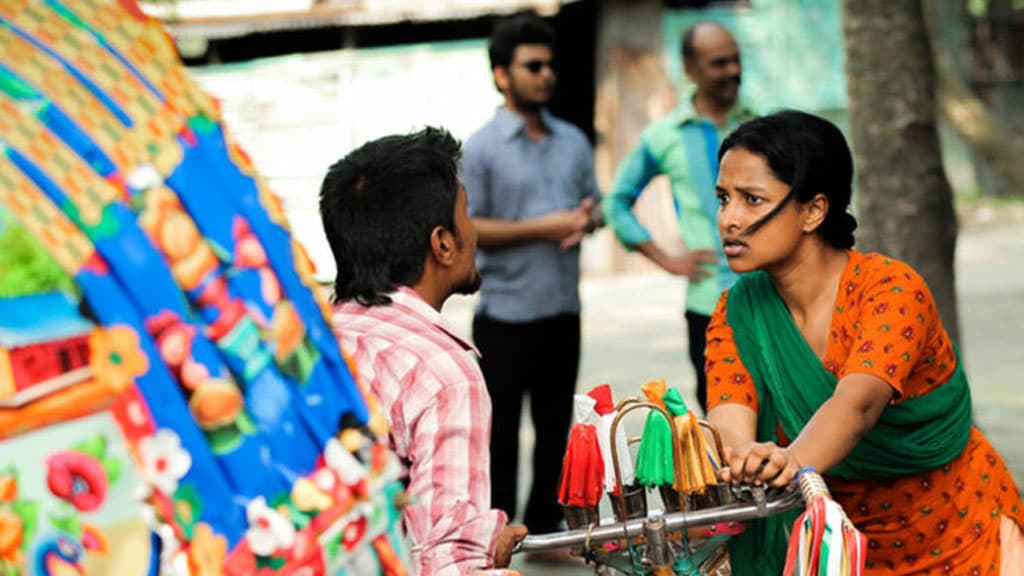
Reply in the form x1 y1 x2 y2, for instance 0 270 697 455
706 250 1024 574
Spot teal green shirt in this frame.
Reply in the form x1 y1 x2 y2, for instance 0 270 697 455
602 95 755 315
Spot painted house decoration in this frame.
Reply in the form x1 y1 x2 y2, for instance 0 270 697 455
0 291 95 411
0 1 410 574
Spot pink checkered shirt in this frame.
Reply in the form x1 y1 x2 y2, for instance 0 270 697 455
333 287 509 575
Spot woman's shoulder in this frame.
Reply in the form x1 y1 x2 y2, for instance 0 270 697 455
846 250 928 290
841 250 938 321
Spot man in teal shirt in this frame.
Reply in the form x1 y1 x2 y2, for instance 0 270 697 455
602 21 755 412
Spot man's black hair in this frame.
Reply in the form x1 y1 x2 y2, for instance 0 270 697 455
487 11 556 70
320 127 462 305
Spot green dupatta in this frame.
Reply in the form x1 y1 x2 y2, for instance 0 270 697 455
723 270 973 575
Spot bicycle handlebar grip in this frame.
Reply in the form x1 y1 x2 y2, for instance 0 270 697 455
797 470 831 501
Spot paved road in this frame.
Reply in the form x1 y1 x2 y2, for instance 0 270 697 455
440 220 1024 575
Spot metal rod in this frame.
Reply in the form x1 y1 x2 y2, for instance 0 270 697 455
517 486 804 553
644 514 673 569
610 399 687 513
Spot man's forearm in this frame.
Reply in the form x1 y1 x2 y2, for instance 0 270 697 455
473 217 551 248
635 241 671 269
411 503 507 575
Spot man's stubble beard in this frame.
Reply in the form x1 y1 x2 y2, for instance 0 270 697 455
454 271 482 296
509 80 551 114
715 76 741 108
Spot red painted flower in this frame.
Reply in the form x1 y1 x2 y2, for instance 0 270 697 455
224 540 257 576
340 516 367 551
80 522 109 554
283 530 325 574
46 451 108 512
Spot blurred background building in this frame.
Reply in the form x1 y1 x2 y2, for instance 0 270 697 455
139 0 1024 282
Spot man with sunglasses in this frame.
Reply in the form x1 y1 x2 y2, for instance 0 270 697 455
602 21 755 415
461 11 601 561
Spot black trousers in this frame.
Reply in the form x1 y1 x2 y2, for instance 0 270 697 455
685 311 711 414
472 313 580 533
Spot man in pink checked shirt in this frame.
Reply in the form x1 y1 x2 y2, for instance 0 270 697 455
319 126 528 575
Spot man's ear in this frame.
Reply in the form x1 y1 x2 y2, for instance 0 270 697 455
683 57 697 82
429 226 456 266
493 66 510 94
803 193 829 234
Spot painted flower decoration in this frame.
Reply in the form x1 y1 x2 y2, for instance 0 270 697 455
115 389 156 442
232 219 269 269
174 483 204 540
0 474 16 503
270 303 304 364
340 516 367 552
290 477 333 513
45 451 108 512
245 497 296 557
0 509 24 564
281 531 325 575
80 522 110 554
139 429 192 496
155 321 196 369
324 438 367 486
89 325 149 392
188 522 227 576
189 379 244 430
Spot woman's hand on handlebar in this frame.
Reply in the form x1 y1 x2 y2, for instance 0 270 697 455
718 441 802 488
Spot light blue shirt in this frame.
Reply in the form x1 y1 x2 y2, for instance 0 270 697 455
462 107 600 322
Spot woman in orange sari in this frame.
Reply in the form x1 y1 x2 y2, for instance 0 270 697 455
705 110 1024 575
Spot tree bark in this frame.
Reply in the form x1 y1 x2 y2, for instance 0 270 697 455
842 0 961 343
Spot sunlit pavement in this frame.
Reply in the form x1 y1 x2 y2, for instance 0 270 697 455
440 219 1024 575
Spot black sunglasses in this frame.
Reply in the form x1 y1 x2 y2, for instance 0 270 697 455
518 59 556 74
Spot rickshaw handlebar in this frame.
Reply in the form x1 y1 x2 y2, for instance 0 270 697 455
515 470 829 553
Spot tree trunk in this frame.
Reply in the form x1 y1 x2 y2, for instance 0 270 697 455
842 0 961 343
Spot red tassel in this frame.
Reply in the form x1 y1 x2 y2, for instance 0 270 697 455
558 424 604 507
